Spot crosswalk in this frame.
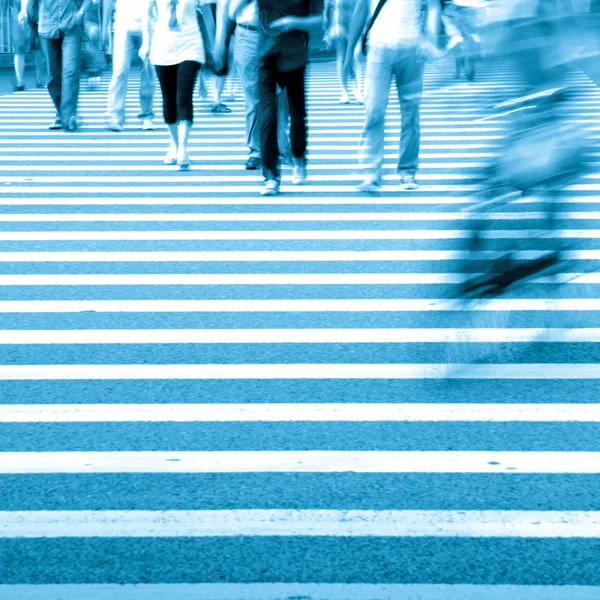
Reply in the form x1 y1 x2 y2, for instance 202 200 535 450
0 57 599 599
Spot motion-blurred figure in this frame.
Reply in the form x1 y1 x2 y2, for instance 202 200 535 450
9 0 46 91
442 0 488 80
103 0 156 131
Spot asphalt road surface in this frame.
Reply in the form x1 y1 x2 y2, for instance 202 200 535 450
0 55 599 600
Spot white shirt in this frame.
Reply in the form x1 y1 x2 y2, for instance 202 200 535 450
150 0 206 66
369 0 422 48
234 0 257 26
114 0 147 32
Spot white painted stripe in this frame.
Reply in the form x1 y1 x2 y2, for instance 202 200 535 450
0 328 597 345
0 451 599 474
0 174 485 183
0 153 499 161
0 211 597 222
0 229 600 242
0 142 505 149
0 364 596 380
0 250 595 262
0 163 490 172
2 403 598 423
1 584 599 600
1 509 600 538
0 298 595 312
0 228 595 240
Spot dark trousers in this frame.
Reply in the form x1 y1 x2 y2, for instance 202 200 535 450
258 57 307 180
155 60 201 124
42 29 83 126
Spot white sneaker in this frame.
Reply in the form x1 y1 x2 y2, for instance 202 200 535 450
107 121 123 132
356 176 381 193
164 146 177 165
142 119 155 131
338 91 350 104
399 174 419 190
260 179 280 196
292 158 307 185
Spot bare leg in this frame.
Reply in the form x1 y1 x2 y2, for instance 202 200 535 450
34 50 46 86
167 122 179 156
14 54 25 88
177 120 192 163
336 37 349 102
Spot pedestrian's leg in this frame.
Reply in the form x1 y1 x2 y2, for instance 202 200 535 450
60 30 83 129
13 54 26 88
352 42 365 103
43 36 63 125
9 7 27 89
277 86 292 160
336 37 350 102
280 67 307 161
234 28 261 163
358 46 393 188
106 28 132 127
34 50 46 87
155 64 180 163
85 21 103 85
258 57 280 182
138 33 157 125
395 48 424 184
176 60 201 168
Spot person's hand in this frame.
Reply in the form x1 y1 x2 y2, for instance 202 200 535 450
343 54 355 82
269 16 299 33
419 38 444 60
75 8 85 23
18 9 28 25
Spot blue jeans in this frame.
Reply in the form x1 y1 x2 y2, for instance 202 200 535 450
359 44 425 179
42 29 83 126
106 29 156 124
234 26 291 160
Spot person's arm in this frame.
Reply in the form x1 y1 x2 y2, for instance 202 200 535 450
139 0 156 60
345 0 369 57
425 0 442 44
215 0 233 64
102 0 115 48
77 0 94 22
19 0 32 23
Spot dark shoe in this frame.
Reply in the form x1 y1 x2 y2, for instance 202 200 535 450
49 117 62 130
245 156 262 170
211 103 232 114
13 85 25 92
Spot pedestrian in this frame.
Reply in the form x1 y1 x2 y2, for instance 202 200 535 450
20 0 91 131
255 0 324 196
82 0 105 89
344 0 442 192
199 0 231 112
216 0 292 170
140 0 206 170
324 0 364 103
9 0 46 92
102 0 157 131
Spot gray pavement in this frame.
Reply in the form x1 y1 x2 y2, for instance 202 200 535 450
0 55 599 598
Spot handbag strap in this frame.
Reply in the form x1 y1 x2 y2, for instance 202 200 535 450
361 0 390 54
